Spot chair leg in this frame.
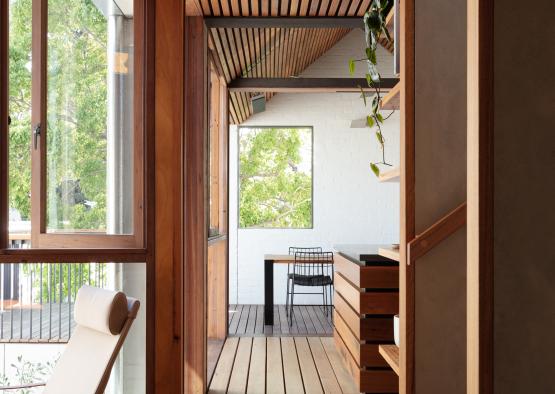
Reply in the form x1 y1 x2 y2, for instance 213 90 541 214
289 282 295 326
322 285 327 316
285 279 290 317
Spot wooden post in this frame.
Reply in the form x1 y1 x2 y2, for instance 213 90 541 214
0 0 8 249
155 0 185 392
184 16 208 394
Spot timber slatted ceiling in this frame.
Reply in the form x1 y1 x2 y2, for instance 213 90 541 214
209 27 351 124
199 0 374 17
202 1 394 124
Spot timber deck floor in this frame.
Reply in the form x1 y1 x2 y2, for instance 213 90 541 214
208 336 359 394
229 305 333 337
0 304 74 342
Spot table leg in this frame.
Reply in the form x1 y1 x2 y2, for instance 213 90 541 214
264 259 274 325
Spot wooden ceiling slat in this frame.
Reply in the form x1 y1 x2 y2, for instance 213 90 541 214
318 0 330 15
280 0 290 16
308 0 320 16
240 91 252 122
305 29 322 71
328 0 340 16
270 28 276 78
228 94 240 124
250 0 259 15
208 36 227 78
252 28 262 77
220 28 241 78
281 28 295 77
278 29 289 77
245 28 256 77
240 28 253 77
219 0 231 16
232 28 249 77
298 29 314 73
348 0 362 16
294 29 310 76
200 0 212 14
299 0 310 15
286 29 298 77
261 0 270 16
240 0 250 15
230 92 244 123
289 0 299 16
357 0 370 15
211 29 233 82
230 0 240 16
288 28 302 76
271 0 279 16
337 0 351 16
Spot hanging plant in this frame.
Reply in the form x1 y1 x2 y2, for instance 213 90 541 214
349 0 394 177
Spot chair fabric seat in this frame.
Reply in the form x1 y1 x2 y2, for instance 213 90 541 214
289 273 333 286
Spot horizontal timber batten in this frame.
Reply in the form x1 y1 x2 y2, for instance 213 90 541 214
205 17 366 29
0 249 148 263
228 77 400 92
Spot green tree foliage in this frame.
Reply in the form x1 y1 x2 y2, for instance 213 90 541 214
9 0 108 230
239 127 312 228
8 0 32 220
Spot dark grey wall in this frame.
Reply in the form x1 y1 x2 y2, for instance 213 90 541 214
414 0 467 391
493 1 555 392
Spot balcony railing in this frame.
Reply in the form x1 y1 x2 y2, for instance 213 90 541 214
3 234 108 343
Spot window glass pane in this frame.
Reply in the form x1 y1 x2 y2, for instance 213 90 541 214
8 0 32 247
46 0 134 234
238 127 313 229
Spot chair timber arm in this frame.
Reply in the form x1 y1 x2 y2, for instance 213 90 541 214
0 382 46 391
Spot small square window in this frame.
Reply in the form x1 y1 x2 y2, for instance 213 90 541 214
238 127 313 229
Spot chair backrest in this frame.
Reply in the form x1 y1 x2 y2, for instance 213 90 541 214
43 285 140 394
293 251 334 278
288 246 322 255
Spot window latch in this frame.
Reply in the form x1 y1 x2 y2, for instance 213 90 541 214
33 123 41 150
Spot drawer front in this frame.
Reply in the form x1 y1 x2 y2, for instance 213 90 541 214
335 253 399 289
335 291 394 341
334 310 388 367
334 331 398 393
335 273 399 315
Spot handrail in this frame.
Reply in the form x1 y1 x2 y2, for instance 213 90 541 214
407 202 467 264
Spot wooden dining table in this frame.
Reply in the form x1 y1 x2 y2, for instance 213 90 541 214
263 254 334 326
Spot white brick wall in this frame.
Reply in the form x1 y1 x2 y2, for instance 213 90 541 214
229 30 400 305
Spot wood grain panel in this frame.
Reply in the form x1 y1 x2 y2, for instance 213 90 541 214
0 0 8 249
184 16 208 394
334 311 388 367
333 330 399 393
155 1 184 392
207 239 228 339
335 273 399 315
335 253 399 289
335 291 394 341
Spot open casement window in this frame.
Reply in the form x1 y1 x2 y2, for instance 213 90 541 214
208 61 228 239
24 0 143 249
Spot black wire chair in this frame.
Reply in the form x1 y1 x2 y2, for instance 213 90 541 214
286 247 322 316
287 251 334 326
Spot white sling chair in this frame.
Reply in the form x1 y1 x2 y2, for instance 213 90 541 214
0 285 140 394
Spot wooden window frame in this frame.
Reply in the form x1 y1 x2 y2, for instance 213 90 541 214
0 0 153 260
5 0 145 250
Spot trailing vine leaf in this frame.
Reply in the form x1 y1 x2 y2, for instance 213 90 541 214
359 86 367 106
370 163 380 177
349 0 393 177
349 59 356 75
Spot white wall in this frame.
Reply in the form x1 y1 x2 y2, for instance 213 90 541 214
229 30 400 305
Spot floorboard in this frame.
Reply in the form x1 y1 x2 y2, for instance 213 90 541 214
208 336 359 394
229 305 332 337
